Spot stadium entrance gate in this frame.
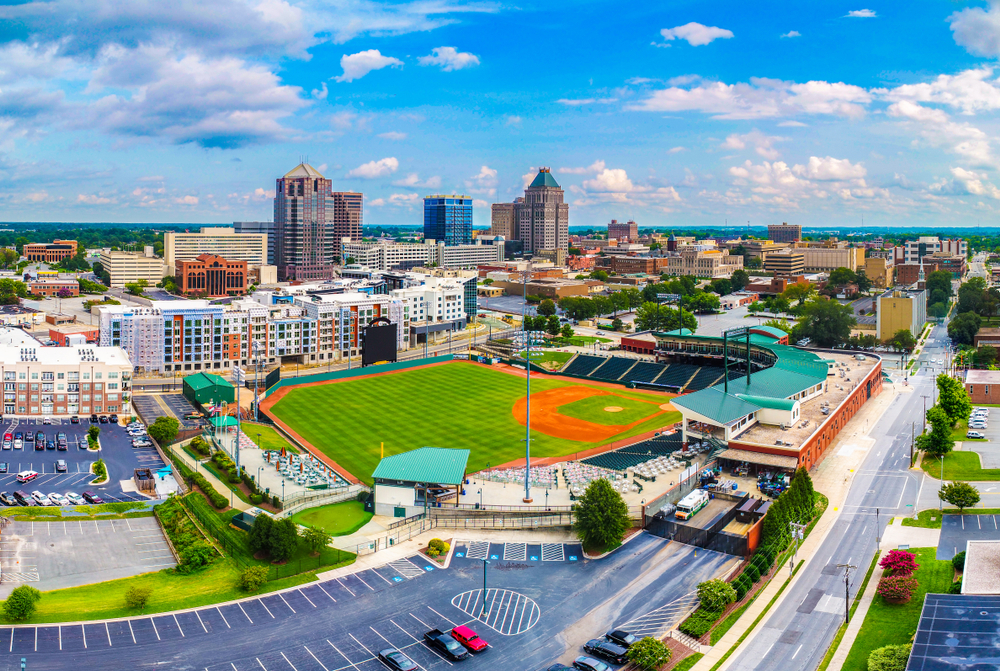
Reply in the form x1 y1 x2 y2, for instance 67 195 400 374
644 491 751 556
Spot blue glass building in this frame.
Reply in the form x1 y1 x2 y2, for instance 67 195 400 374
423 195 472 246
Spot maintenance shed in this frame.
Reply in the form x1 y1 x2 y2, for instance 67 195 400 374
183 372 235 407
372 447 470 517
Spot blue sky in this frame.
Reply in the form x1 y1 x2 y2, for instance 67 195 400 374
5 1 1000 229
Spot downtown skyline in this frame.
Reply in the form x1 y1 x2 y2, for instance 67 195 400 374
5 1 1000 229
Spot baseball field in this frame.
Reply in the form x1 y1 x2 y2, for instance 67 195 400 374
265 361 680 484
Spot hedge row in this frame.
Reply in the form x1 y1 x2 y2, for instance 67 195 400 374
679 607 723 639
192 473 229 509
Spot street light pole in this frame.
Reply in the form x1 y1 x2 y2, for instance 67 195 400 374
522 264 533 503
480 559 490 618
940 455 945 510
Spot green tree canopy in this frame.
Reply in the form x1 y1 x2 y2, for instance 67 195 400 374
937 373 972 425
828 267 857 286
697 579 738 612
925 270 953 300
948 311 981 346
916 405 955 458
793 298 856 347
536 299 556 317
268 517 299 562
868 645 912 671
626 637 672 671
147 416 180 445
573 478 631 552
781 283 815 306
634 303 697 332
885 329 916 353
730 269 750 292
939 482 980 513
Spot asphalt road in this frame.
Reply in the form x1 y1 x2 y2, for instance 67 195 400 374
0 533 737 671
725 324 946 671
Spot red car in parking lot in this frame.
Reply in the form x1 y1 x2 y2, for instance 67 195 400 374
451 625 488 652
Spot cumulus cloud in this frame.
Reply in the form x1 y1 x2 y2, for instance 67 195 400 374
559 160 606 175
388 193 419 205
392 173 441 188
311 82 328 99
138 175 164 182
77 193 113 205
659 23 734 46
505 115 522 126
346 157 399 179
584 169 635 193
793 156 867 180
845 9 877 18
335 49 402 82
781 30 801 38
556 98 618 105
933 167 1000 199
570 165 682 208
627 76 871 119
468 165 498 190
417 46 480 71
950 3 1000 58
887 99 995 167
175 195 199 205
883 67 1000 115
669 146 687 153
727 157 883 205
722 130 785 160
378 131 407 140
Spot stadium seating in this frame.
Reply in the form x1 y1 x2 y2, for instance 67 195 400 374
562 354 608 377
656 363 701 389
589 356 637 381
686 367 726 391
624 361 666 384
581 433 685 471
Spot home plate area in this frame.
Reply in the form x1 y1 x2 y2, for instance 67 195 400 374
454 541 583 563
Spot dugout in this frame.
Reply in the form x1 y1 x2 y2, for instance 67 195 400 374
371 447 470 518
183 372 235 407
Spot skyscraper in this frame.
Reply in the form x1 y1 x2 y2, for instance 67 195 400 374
512 168 569 254
423 195 472 246
273 163 362 281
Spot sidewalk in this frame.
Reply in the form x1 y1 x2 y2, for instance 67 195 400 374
692 382 907 671
825 520 941 671
168 443 251 512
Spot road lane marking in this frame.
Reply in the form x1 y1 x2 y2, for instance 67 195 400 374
174 613 184 637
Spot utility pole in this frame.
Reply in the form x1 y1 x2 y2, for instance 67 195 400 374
921 394 930 431
789 522 806 577
910 422 914 467
836 563 857 623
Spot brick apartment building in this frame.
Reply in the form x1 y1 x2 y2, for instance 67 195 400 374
965 370 1000 404
175 254 248 297
897 262 939 286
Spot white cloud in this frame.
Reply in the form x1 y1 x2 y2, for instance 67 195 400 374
627 76 871 119
669 146 687 153
138 175 164 182
883 67 1000 115
950 3 1000 58
722 130 785 160
346 157 399 179
368 198 386 207
845 9 877 18
76 193 113 205
392 173 441 188
472 198 489 209
469 165 498 188
388 193 419 205
330 110 372 131
571 166 682 208
559 160 606 175
781 30 801 38
25 191 49 203
793 156 867 180
521 170 536 188
505 115 522 126
556 98 618 105
417 46 480 71
659 23 734 46
933 167 1000 199
334 49 402 83
378 131 407 140
584 169 635 193
887 100 995 167
726 157 883 205
175 195 199 205
778 120 808 127
311 82 328 99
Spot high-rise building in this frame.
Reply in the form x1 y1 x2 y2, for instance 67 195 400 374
490 168 568 255
273 163 362 282
423 195 472 246
234 221 275 264
489 201 517 238
607 219 638 242
767 222 802 243
164 227 267 274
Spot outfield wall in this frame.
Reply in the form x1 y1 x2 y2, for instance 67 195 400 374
262 354 456 399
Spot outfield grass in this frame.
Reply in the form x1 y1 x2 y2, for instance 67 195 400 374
269 362 678 483
841 548 955 671
290 500 373 536
557 394 662 426
244 423 299 453
920 451 1000 481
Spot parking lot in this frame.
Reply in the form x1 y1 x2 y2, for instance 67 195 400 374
133 393 205 431
0 417 167 502
0 516 176 597
937 513 1000 560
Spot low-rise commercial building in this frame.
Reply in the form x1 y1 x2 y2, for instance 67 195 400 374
767 222 801 243
876 288 927 339
764 250 806 276
341 238 504 271
973 328 1000 348
175 254 248 297
492 277 590 299
24 240 78 263
98 249 165 288
791 242 864 272
666 246 744 278
965 370 1000 404
607 219 639 242
608 255 670 275
897 262 938 286
48 324 100 346
863 257 894 288
29 279 79 297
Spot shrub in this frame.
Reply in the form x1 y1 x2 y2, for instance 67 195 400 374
272 495 281 509
237 566 270 592
626 636 672 671
948 578 963 594
678 608 721 638
952 551 966 570
876 575 919 602
867 644 912 671
356 490 369 503
3 585 41 621
148 416 180 445
734 578 749 601
124 585 153 611
745 564 761 583
879 549 920 576
191 473 228 509
93 458 107 482
301 526 332 554
697 579 737 612
250 493 264 505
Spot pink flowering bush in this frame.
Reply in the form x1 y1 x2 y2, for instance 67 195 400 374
876 575 919 602
879 550 920 576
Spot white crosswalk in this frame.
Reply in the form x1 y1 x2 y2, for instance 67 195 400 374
503 542 526 560
1 571 40 582
615 590 700 638
465 540 490 560
388 557 425 579
541 543 564 561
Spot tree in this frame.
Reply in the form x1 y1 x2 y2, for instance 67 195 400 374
697 579 737 612
626 637 672 671
885 329 916 353
590 270 609 282
125 585 153 611
868 645 912 671
916 405 955 457
975 345 998 368
573 478 631 552
762 318 795 335
268 517 299 562
730 269 750 292
591 295 613 317
14 236 28 254
560 323 574 338
147 416 180 445
610 318 623 332
237 566 270 592
248 513 274 555
828 267 857 286
856 272 872 294
558 296 597 321
939 481 981 513
794 298 856 347
782 283 814 307
537 299 556 317
301 526 332 555
876 575 919 602
710 278 732 296
88 424 100 440
545 315 561 335
926 270 953 300
937 373 972 426
634 302 697 332
928 302 948 319
687 291 721 313
747 301 763 316
958 277 987 314
3 585 41 621
948 311 982 345
879 550 920 576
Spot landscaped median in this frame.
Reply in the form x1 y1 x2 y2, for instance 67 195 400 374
919 451 1000 481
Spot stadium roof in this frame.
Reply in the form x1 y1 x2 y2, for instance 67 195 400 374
907 593 1000 671
751 325 787 339
671 387 762 424
735 394 797 411
720 367 823 400
718 448 797 469
372 447 470 485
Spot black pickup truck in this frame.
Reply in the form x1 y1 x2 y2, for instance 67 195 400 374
423 629 469 661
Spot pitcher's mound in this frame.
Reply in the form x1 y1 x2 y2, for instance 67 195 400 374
659 403 676 412
604 406 624 413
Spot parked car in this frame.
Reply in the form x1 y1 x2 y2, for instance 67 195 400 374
13 491 31 506
82 491 103 504
57 432 66 442
78 438 87 449
42 417 51 424
109 414 118 423
48 492 69 506
968 431 986 439
583 639 627 665
2 440 9 450
46 440 55 450
99 415 109 423
90 414 98 423
34 440 44 451
57 441 67 451
31 491 52 505
16 470 38 483
604 630 637 649
572 657 610 671
377 649 419 671
55 459 67 473
542 666 574 671
35 431 44 444
451 625 488 653
24 433 33 445
70 416 80 424
13 439 22 450
65 492 85 505
0 492 16 506
14 431 22 440
0 462 7 473
423 629 469 661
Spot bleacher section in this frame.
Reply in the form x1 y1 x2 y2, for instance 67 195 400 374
655 363 701 389
625 361 667 384
686 367 726 391
562 354 608 377
589 356 636 381
581 433 684 471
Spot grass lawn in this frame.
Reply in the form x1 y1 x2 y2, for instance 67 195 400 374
903 507 1000 528
245 423 299 453
841 547 955 671
549 335 612 346
0 560 318 624
290 500 373 536
919 451 1000 481
269 361 678 483
557 394 664 426
952 425 986 442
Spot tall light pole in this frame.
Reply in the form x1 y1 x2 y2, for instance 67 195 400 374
479 559 490 618
521 263 533 503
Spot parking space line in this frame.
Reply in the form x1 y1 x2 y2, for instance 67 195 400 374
217 607 230 628
257 658 268 671
151 617 160 641
369 626 394 647
8 623 12 652
34 625 37 652
370 568 393 584
391 620 419 642
317 583 336 603
105 622 111 647
354 573 374 591
305 645 329 671
59 624 61 650
128 619 136 644
336 578 355 597
81 623 87 649
280 651 299 671
238 603 254 623
349 633 376 657
426 607 457 628
419 641 454 667
257 599 274 619
174 614 184 637
196 610 207 633
409 613 432 630
328 642 361 671
298 589 316 608
279 593 296 613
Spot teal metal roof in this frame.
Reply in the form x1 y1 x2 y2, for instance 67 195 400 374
736 394 797 411
720 367 822 399
372 447 470 485
751 325 788 339
658 328 696 337
671 387 762 424
529 170 561 188
209 416 238 428
185 372 232 392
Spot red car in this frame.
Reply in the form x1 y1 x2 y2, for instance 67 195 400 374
451 625 488 653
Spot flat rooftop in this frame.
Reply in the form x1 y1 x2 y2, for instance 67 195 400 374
733 351 879 451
